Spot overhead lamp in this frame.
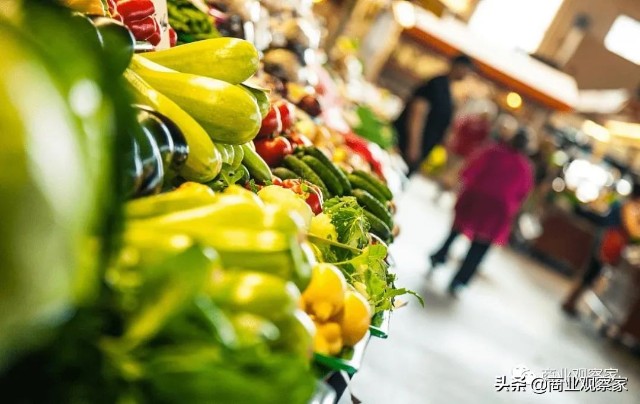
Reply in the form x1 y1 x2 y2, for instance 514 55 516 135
506 92 522 109
393 1 416 29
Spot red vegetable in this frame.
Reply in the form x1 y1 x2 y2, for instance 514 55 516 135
128 15 156 40
257 105 282 138
296 95 321 117
276 101 295 132
285 131 313 148
106 0 123 21
146 18 162 46
281 179 323 215
344 132 385 179
168 26 177 47
254 136 293 167
117 0 155 23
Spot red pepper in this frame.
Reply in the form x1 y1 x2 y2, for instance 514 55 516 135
168 26 177 47
128 16 157 41
281 179 324 215
117 0 155 23
107 0 118 15
146 18 162 46
106 0 123 21
344 132 385 179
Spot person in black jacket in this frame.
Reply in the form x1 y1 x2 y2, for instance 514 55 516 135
393 54 474 174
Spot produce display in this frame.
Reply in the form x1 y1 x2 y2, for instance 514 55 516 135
0 0 419 402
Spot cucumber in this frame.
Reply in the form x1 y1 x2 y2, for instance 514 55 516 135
283 155 330 198
301 155 343 196
347 174 387 203
142 37 259 84
352 189 393 229
272 167 299 180
303 147 351 195
231 144 244 169
353 170 393 201
363 210 392 243
241 144 272 182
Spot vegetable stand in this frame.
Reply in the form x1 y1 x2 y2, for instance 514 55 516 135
0 1 418 403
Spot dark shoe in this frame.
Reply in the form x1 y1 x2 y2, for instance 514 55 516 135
429 253 446 267
447 282 463 297
426 253 445 278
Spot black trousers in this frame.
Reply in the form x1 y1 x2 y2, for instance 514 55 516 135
433 229 492 287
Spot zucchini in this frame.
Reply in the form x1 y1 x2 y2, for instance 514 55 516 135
241 144 272 182
214 143 230 165
301 155 343 196
124 69 221 182
142 37 259 84
240 84 270 119
130 55 261 145
231 144 244 169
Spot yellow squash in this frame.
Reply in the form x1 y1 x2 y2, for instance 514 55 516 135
130 56 261 145
124 69 221 182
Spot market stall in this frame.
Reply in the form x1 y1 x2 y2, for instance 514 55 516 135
0 1 420 402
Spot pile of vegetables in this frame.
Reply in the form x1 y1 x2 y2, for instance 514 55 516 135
1 1 421 401
167 0 221 43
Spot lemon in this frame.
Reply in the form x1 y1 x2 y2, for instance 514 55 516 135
301 263 347 321
335 290 371 346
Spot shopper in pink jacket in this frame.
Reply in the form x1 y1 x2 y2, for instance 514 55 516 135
429 129 534 295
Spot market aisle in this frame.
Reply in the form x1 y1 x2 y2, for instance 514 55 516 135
348 176 640 404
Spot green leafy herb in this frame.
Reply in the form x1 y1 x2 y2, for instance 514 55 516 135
323 197 369 260
334 244 423 313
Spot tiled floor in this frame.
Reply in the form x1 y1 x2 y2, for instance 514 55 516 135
347 176 640 404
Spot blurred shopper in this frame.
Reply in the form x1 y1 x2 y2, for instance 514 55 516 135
393 55 474 174
448 100 498 158
429 129 534 295
561 180 640 316
438 100 498 191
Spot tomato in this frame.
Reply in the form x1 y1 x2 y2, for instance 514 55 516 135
281 179 324 215
271 176 284 186
257 105 282 138
286 131 313 148
276 101 295 132
254 136 293 167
